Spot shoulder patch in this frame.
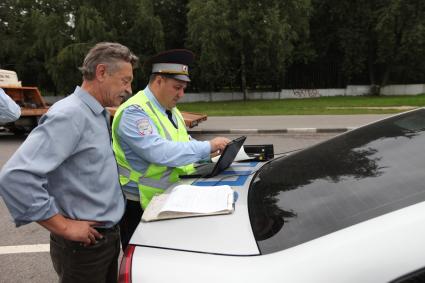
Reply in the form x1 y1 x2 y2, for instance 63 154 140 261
137 118 153 136
127 105 144 112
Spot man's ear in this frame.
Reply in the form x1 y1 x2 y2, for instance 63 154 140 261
95 64 108 82
153 75 162 87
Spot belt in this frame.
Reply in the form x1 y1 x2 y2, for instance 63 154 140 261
94 224 119 233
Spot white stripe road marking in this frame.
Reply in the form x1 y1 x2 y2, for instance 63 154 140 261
287 128 317 133
0 244 49 255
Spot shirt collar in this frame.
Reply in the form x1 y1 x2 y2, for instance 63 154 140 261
144 85 169 115
74 86 105 115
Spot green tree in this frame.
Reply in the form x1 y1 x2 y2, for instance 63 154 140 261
187 0 234 92
0 0 72 92
46 2 111 93
153 0 188 49
47 0 165 94
310 0 425 94
126 0 165 88
187 0 311 97
375 0 425 86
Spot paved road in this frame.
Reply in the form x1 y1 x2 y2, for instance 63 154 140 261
0 134 56 283
189 114 393 133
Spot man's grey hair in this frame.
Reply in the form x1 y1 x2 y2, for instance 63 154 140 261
79 42 139 80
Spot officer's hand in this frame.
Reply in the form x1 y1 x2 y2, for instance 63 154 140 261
61 219 103 246
209 137 230 155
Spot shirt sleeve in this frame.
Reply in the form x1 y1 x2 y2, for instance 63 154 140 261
0 111 81 226
0 89 21 123
117 106 211 167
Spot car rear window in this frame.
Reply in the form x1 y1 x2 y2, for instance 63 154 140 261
248 109 425 254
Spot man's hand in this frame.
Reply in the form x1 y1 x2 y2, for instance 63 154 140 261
209 137 231 156
38 214 103 246
61 218 103 246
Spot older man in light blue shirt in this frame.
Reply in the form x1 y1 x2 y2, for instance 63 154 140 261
0 42 138 283
0 88 21 123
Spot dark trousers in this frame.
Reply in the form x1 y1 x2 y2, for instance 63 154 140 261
119 199 143 251
50 225 120 283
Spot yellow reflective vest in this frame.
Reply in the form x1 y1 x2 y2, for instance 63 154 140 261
112 90 195 209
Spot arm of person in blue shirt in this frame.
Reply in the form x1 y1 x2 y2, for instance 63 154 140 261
0 88 21 123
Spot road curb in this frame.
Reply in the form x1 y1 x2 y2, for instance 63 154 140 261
189 127 357 134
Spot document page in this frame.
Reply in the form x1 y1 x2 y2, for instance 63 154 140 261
160 185 234 214
142 194 168 220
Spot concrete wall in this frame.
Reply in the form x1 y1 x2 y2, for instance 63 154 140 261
180 84 424 102
281 88 347 98
381 84 425 96
44 84 425 104
345 85 371 96
180 92 244 103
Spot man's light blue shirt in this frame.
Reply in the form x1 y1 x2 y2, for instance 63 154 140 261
0 88 21 123
117 86 210 198
0 86 125 227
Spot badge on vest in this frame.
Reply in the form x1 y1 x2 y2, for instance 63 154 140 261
137 118 153 136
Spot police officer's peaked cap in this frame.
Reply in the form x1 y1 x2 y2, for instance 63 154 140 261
146 49 194 82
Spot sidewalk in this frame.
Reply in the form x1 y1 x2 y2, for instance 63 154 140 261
188 114 393 134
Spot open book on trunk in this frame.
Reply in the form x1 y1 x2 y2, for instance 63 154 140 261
141 184 235 222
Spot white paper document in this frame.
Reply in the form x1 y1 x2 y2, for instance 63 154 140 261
162 185 232 213
142 184 235 222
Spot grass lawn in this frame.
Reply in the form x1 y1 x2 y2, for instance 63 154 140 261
178 94 425 116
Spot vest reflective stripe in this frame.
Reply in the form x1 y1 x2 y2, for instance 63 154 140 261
118 166 142 183
112 90 195 209
175 111 185 126
118 166 131 178
145 101 172 140
119 165 174 188
139 169 174 188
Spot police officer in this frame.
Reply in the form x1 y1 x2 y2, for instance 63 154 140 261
0 42 138 283
112 49 229 250
0 87 21 123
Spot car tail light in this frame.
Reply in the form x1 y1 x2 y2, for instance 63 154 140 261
119 244 135 283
